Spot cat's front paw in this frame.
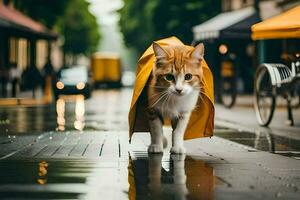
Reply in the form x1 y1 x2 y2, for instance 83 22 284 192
148 144 163 154
170 146 186 154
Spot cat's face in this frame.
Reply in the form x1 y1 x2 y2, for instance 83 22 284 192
152 42 204 96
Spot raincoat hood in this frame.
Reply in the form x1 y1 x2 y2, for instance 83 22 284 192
128 36 214 141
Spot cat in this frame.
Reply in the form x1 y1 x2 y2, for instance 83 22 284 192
147 42 204 154
145 154 187 198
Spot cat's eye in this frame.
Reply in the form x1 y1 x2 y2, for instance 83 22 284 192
165 74 174 81
185 73 193 81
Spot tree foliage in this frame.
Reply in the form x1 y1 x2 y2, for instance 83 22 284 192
11 0 100 56
152 0 221 44
56 0 100 56
119 0 157 52
119 0 221 52
13 0 69 29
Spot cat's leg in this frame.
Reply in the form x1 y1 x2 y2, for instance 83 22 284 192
171 154 188 199
171 154 186 184
170 112 190 154
148 110 164 153
148 154 163 195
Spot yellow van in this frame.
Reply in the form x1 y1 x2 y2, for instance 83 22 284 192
90 53 122 87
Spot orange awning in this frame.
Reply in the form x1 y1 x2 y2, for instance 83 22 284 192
251 5 300 40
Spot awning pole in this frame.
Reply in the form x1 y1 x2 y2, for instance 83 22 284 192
258 40 265 63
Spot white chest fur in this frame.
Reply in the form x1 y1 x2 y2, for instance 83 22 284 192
155 90 199 118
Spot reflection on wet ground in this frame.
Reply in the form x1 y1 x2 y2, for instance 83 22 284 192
56 95 86 131
129 154 219 200
215 127 300 159
0 159 126 199
0 90 130 136
0 155 221 200
0 105 57 134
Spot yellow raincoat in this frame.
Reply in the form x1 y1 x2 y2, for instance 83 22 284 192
128 36 214 141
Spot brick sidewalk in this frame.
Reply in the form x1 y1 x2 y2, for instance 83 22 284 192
0 130 299 199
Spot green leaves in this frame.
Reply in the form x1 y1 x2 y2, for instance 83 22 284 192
119 0 221 52
56 0 100 56
119 0 157 52
14 0 69 29
14 0 100 56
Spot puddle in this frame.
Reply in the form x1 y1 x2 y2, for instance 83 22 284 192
129 154 224 200
0 154 224 199
215 128 300 159
0 93 129 135
0 159 130 199
0 160 91 199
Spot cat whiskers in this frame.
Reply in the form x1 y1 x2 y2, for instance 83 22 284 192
198 92 204 102
148 85 170 89
193 86 204 102
193 86 204 91
149 91 169 108
148 90 166 101
161 92 171 116
145 89 167 105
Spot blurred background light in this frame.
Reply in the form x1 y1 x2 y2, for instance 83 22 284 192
219 44 228 54
56 81 64 90
76 82 85 90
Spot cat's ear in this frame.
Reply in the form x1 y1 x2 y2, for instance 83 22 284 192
153 42 167 59
192 43 204 61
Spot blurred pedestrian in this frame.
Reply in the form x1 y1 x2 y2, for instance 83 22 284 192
0 67 9 97
9 63 21 97
41 58 56 90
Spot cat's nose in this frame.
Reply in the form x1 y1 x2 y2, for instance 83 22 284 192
176 88 183 94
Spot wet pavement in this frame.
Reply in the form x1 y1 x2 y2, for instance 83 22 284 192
0 155 218 199
215 102 300 156
214 128 300 160
0 89 300 199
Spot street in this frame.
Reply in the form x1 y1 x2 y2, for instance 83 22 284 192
1 0 300 199
0 89 300 199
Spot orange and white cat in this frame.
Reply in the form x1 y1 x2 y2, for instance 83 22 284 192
147 42 204 154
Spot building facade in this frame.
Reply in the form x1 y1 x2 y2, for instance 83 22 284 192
0 0 58 98
223 0 300 18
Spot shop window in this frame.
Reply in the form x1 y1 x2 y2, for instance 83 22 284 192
18 38 28 70
9 37 17 64
36 40 48 71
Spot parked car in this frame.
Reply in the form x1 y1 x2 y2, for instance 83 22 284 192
54 66 92 99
